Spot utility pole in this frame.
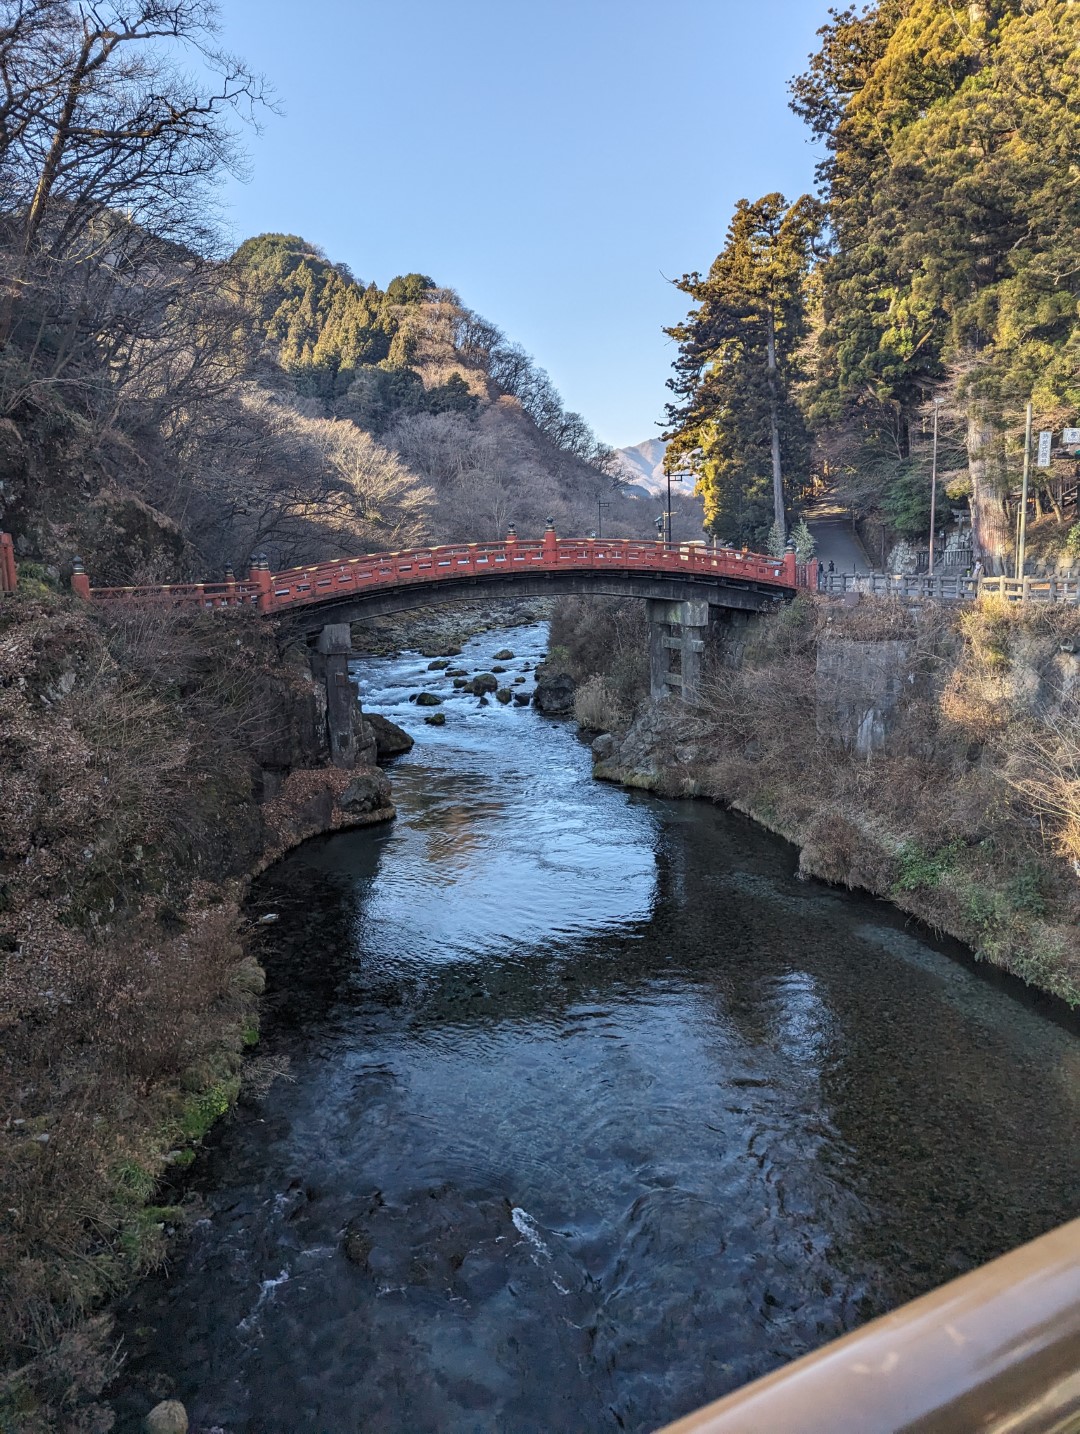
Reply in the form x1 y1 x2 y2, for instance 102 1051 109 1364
1017 401 1032 580
928 396 943 577
597 495 612 540
665 469 687 545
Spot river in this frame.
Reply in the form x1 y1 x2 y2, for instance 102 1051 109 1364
113 621 1080 1433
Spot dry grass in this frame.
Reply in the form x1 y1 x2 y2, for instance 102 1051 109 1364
0 594 322 1428
562 592 1080 1005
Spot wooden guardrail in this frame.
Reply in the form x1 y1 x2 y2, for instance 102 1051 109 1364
0 531 16 593
658 1216 1080 1434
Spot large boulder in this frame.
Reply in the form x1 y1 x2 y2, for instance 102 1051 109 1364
533 671 576 715
144 1402 188 1434
339 769 393 817
366 712 414 758
470 672 498 695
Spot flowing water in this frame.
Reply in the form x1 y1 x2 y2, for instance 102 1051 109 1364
114 622 1080 1433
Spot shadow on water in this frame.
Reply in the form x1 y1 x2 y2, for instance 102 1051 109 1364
111 622 1080 1434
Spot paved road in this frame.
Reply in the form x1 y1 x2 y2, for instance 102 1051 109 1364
804 500 874 574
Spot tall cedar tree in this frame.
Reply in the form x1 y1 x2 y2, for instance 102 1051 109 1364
664 193 821 547
793 0 1080 568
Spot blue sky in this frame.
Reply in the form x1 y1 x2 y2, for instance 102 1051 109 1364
215 0 826 449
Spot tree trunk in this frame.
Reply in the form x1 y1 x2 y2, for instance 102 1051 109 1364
966 404 1010 573
765 309 784 536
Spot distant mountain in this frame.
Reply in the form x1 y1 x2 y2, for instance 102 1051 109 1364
614 438 668 496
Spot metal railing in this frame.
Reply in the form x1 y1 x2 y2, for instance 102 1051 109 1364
658 1216 1080 1434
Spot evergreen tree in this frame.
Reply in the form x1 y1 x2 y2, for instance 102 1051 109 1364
664 193 821 548
793 0 1080 567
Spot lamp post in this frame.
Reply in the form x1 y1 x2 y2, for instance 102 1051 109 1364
928 395 944 578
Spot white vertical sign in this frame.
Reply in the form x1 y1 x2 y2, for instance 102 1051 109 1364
1036 430 1052 468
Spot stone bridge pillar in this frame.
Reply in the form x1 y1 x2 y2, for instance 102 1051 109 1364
647 599 710 701
313 623 374 769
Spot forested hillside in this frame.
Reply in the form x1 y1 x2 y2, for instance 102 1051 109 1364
665 0 1080 568
0 19 648 592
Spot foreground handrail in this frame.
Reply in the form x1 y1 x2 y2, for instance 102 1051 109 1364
657 1217 1080 1434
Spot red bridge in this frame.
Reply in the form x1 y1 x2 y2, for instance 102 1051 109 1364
69 526 817 628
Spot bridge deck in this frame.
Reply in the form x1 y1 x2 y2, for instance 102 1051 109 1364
74 536 813 616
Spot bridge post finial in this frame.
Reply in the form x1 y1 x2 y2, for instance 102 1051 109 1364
249 553 273 613
506 524 517 549
70 555 91 600
542 519 557 561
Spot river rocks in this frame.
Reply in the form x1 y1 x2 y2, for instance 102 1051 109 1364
491 665 507 674
366 712 414 758
144 1402 188 1434
492 649 515 661
512 675 526 685
532 670 576 715
351 599 551 658
446 667 467 677
427 658 451 670
415 692 443 706
339 769 393 816
512 691 531 706
424 713 446 726
470 672 498 695
496 688 512 705
452 677 469 688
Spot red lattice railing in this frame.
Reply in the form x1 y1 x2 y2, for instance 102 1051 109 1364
71 533 812 614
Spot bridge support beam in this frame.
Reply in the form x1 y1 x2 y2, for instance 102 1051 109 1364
313 623 373 769
648 599 710 701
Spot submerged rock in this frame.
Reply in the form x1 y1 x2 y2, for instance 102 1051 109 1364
496 688 512 705
492 649 515 661
512 691 531 706
427 658 451 670
415 692 443 707
366 712 414 758
424 712 446 726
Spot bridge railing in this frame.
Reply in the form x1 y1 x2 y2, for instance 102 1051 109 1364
658 1215 1080 1434
266 538 802 613
66 535 805 614
72 577 262 609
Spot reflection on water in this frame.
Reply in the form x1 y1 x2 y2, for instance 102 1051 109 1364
113 622 1080 1434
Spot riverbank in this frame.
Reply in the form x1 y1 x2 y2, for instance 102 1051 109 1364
107 620 1080 1434
352 597 551 657
555 593 1080 1007
0 590 393 1430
